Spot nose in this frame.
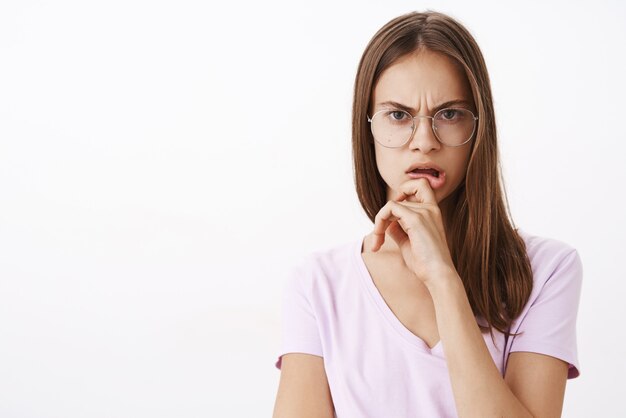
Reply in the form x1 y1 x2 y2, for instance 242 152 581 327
408 115 441 153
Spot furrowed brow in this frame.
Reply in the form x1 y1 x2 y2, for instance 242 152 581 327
376 99 472 114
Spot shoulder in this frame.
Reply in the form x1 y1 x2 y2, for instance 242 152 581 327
308 238 359 274
283 237 361 294
516 228 583 300
509 228 583 378
516 228 583 287
516 227 578 262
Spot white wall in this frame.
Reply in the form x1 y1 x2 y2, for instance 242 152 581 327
0 0 624 416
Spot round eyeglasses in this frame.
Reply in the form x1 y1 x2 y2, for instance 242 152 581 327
367 107 479 148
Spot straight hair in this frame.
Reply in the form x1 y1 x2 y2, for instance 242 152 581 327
352 11 533 339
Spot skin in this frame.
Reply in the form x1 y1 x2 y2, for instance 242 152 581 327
363 49 569 417
273 47 569 417
370 48 475 245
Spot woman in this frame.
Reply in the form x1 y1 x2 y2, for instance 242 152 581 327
273 11 582 418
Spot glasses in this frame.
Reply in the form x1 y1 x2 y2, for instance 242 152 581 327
367 107 479 148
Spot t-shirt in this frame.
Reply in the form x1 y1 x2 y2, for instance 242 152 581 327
274 228 583 417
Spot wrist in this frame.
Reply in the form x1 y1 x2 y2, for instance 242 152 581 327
424 267 463 295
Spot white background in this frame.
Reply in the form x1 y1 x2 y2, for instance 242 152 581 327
1 0 624 416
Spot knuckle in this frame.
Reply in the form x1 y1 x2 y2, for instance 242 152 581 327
429 204 442 216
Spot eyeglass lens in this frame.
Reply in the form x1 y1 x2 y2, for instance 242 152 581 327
370 108 476 147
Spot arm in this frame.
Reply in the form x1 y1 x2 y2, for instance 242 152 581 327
272 353 335 418
427 271 568 418
370 181 578 417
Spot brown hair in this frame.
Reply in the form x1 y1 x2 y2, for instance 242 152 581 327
352 11 533 338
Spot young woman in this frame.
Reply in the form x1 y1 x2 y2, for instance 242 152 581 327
273 11 582 418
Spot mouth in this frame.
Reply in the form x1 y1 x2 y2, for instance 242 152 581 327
406 162 444 177
406 168 446 190
408 167 440 178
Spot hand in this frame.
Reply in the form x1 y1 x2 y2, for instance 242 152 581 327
366 178 457 285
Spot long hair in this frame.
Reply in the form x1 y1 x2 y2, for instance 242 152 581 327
352 11 533 338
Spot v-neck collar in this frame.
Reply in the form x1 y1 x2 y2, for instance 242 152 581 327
353 235 445 357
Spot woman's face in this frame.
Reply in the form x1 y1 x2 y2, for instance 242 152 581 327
371 49 476 207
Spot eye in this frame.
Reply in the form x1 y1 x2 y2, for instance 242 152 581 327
439 108 459 120
388 110 409 121
391 110 406 120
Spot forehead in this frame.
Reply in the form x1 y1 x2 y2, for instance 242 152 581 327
372 50 473 107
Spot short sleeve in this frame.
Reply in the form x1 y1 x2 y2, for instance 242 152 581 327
509 249 583 378
274 259 323 370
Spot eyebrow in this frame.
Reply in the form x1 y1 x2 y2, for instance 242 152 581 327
375 99 473 114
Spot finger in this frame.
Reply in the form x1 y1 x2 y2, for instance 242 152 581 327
386 218 410 250
371 201 416 250
396 200 446 239
370 214 398 251
399 178 437 205
392 189 408 202
369 219 403 252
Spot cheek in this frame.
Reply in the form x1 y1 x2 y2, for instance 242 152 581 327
448 154 471 185
373 147 384 172
374 149 397 179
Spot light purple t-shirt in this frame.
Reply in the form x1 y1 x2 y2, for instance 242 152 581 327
274 228 583 417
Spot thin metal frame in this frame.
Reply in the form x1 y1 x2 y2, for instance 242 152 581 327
367 107 479 148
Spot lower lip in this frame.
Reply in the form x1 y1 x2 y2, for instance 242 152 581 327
406 171 446 189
